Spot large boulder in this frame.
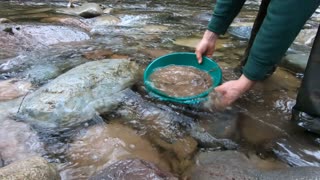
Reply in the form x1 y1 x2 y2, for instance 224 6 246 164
0 156 60 180
17 59 139 130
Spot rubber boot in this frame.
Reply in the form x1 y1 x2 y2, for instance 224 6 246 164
292 25 320 135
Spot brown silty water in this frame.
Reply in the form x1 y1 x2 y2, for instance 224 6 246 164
149 65 213 97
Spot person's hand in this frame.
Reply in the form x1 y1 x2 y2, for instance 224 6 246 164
195 30 219 64
207 75 256 110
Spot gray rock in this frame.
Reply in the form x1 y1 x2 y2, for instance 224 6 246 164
0 18 11 24
228 25 252 39
93 15 121 26
89 159 177 180
281 53 309 73
56 3 104 18
0 156 3 168
63 123 171 179
22 64 61 84
0 48 88 83
40 16 91 32
0 79 32 101
111 89 238 150
273 138 320 167
295 29 317 46
0 156 60 180
0 24 89 59
0 119 45 166
191 151 320 180
17 59 139 130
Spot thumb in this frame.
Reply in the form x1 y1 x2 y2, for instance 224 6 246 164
214 85 225 94
195 51 203 64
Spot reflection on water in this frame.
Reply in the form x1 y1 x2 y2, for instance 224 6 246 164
0 0 320 179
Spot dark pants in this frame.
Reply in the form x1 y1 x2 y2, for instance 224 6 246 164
292 25 320 134
242 0 320 134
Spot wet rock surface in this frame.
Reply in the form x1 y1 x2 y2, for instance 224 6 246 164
0 24 89 59
0 156 60 180
56 3 104 18
40 16 91 31
228 25 252 39
93 15 121 26
191 151 320 180
89 159 178 180
281 53 309 73
62 123 171 179
0 79 32 101
0 119 44 166
17 59 139 130
0 0 320 179
108 89 238 150
273 138 320 167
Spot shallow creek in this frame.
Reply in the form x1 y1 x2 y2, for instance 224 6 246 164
0 0 320 179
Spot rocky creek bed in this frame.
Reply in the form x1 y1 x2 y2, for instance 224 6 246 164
0 0 320 179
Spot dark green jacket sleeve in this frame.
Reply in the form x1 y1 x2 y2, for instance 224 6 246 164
208 0 320 81
243 0 320 81
208 0 246 35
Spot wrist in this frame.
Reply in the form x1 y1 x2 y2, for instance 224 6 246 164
203 30 219 41
238 74 256 93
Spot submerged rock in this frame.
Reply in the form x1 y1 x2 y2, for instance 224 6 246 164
0 119 45 166
0 46 88 82
273 138 320 167
93 15 121 26
56 3 104 18
22 64 61 84
0 18 11 24
40 16 91 31
295 29 317 46
89 159 178 180
173 37 232 50
0 79 32 101
142 25 169 33
190 151 320 180
228 25 252 40
0 24 89 59
281 53 309 73
110 89 237 150
0 156 60 180
17 59 139 130
62 123 170 179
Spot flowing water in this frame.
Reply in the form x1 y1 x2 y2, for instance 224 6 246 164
0 0 320 179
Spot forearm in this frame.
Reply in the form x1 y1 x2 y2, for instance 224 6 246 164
208 0 246 35
243 0 320 81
